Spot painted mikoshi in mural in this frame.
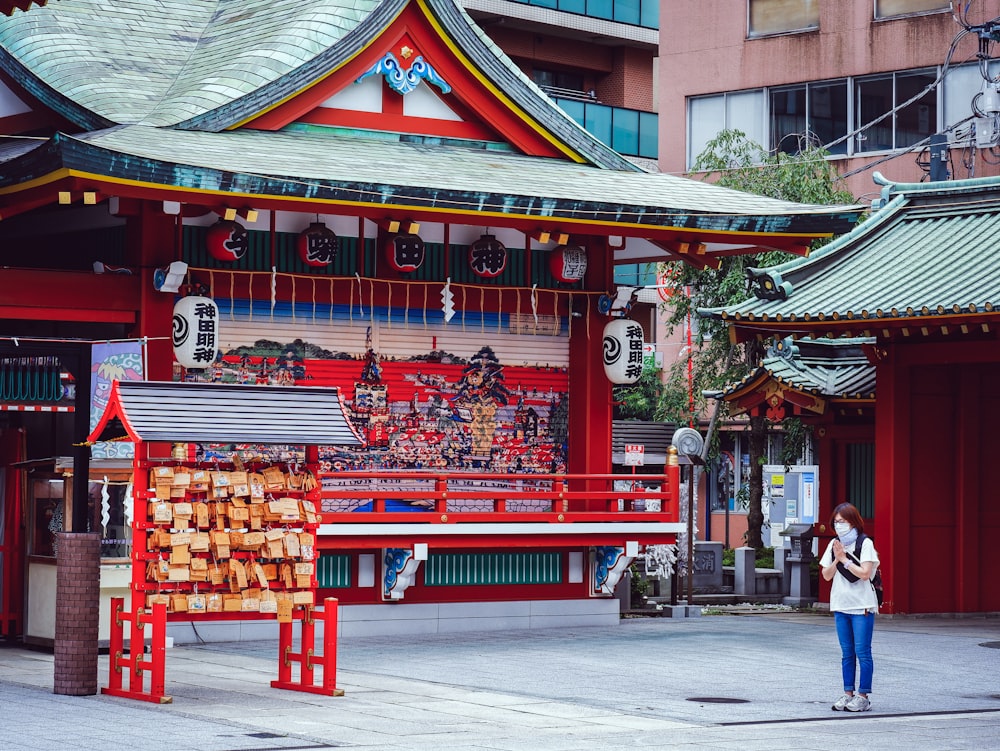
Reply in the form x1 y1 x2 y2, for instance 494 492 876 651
179 322 570 514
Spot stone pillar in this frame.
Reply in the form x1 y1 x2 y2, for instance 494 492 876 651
53 532 101 696
693 540 723 591
775 547 790 596
734 546 756 597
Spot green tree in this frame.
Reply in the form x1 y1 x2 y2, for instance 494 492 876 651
612 362 666 421
659 130 857 548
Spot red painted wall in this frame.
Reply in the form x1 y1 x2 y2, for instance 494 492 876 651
877 339 999 614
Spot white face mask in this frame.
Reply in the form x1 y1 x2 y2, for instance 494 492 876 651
834 521 851 537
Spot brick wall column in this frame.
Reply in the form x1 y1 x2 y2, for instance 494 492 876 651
53 532 101 696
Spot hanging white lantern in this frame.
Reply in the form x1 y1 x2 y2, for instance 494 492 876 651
173 296 219 369
603 318 644 384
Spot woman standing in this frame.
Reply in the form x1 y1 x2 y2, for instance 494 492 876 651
820 502 880 712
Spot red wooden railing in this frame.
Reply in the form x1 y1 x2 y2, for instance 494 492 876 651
317 466 681 524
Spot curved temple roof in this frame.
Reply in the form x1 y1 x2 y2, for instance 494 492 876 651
721 338 876 408
700 174 1000 334
0 0 865 255
0 125 862 237
0 0 634 170
0 0 381 128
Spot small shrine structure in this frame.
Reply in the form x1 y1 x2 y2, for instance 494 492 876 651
702 173 1000 615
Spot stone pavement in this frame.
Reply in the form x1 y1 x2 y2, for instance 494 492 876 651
1 611 999 751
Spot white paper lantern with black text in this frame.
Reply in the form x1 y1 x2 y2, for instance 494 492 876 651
603 318 644 384
173 296 219 369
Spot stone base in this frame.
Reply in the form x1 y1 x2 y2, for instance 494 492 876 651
658 604 702 618
782 596 818 607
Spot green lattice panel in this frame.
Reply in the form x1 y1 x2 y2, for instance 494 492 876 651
424 552 562 586
316 554 351 588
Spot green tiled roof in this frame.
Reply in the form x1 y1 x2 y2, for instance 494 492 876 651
723 338 875 401
700 174 1000 328
0 0 637 169
0 0 381 127
0 0 867 239
0 125 862 236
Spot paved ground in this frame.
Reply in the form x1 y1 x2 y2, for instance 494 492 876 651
1 610 999 750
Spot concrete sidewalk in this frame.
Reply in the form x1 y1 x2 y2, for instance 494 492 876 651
1 611 999 750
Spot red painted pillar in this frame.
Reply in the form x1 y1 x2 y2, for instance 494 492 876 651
874 345 909 614
127 201 178 382
567 237 612 509
955 367 981 613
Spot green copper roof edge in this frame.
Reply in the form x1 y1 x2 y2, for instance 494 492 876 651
7 129 858 238
175 0 406 132
696 198 898 320
425 0 639 172
0 43 113 131
730 194 906 303
873 169 1000 197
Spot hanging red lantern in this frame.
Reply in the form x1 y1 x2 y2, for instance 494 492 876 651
205 220 248 262
468 233 506 278
297 222 339 267
386 233 425 272
548 244 588 283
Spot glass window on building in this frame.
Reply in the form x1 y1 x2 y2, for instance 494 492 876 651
748 0 819 37
856 70 938 152
875 0 949 19
943 61 1000 130
613 263 657 287
943 63 982 126
807 81 849 153
687 90 765 168
532 68 587 96
771 86 808 153
613 0 641 26
612 108 640 156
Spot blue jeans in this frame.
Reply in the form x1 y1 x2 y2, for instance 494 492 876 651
834 611 875 694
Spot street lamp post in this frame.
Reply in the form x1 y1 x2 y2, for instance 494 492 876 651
678 453 705 606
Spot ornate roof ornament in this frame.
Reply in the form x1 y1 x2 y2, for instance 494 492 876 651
357 52 451 96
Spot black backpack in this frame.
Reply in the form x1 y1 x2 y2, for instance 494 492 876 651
836 533 884 607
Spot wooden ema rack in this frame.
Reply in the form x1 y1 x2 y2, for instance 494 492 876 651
101 456 343 703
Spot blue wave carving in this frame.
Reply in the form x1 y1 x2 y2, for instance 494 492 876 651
594 546 623 590
357 53 452 96
384 547 413 595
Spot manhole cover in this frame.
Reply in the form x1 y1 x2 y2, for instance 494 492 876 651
686 697 750 704
979 642 1000 649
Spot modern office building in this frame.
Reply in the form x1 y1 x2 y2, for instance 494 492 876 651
463 0 659 169
661 1 1000 199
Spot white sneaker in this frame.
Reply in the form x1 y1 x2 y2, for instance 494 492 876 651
831 693 852 711
845 694 871 712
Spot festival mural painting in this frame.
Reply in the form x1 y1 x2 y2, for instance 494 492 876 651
179 328 570 492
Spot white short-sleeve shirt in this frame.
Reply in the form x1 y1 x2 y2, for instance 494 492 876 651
820 536 880 614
